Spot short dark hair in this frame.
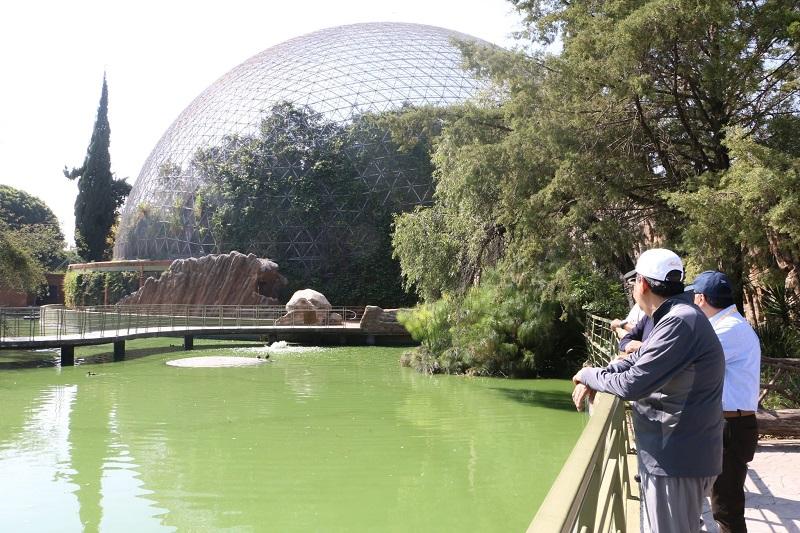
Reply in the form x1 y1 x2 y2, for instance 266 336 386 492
705 294 734 309
643 274 685 297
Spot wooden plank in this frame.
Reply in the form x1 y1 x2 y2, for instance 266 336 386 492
757 409 800 437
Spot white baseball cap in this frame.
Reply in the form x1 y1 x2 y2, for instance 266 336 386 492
633 248 684 282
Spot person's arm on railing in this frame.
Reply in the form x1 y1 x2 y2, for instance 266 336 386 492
575 316 696 402
618 315 647 353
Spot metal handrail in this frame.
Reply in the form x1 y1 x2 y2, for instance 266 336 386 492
527 313 637 533
0 304 365 342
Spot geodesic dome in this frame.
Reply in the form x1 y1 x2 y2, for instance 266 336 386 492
114 22 493 265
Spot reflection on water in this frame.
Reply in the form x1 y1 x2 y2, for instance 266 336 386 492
0 385 80 531
99 407 172 532
0 343 584 532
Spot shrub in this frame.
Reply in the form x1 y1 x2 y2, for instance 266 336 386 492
64 271 140 307
398 269 585 378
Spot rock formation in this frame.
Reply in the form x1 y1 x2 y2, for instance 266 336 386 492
359 306 408 334
276 288 341 325
118 251 286 305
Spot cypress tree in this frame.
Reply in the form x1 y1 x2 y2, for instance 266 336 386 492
65 75 131 261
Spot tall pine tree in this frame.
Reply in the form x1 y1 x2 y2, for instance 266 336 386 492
65 75 131 261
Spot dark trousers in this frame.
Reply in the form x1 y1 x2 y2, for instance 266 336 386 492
712 415 759 533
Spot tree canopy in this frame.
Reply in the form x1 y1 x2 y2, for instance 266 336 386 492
0 184 60 229
392 0 800 375
0 185 69 273
186 102 436 305
65 75 131 261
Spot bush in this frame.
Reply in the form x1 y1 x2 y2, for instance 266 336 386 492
398 270 585 378
64 270 140 307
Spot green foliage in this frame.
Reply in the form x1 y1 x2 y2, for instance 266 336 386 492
8 224 69 272
0 185 60 228
0 185 68 272
194 102 363 258
278 213 417 307
398 298 453 357
398 270 584 377
756 284 800 359
391 0 799 376
63 270 139 307
65 75 131 261
64 270 101 307
392 206 464 300
105 272 141 304
190 102 429 306
0 223 44 291
667 130 800 300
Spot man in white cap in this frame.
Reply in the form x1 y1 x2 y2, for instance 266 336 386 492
572 248 725 533
688 270 761 533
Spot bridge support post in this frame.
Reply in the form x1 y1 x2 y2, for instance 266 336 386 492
61 345 75 366
184 335 194 350
113 340 125 361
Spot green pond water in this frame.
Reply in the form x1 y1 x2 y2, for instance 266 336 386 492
0 339 585 532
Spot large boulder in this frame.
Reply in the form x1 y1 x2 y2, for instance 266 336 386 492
286 289 331 312
359 306 409 334
118 251 286 305
276 289 339 325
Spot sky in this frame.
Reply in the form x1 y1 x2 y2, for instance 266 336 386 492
0 0 523 247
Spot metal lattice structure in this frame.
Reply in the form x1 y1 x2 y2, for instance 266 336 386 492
114 22 493 265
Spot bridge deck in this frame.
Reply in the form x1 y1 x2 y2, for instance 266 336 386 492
0 322 366 350
0 305 412 365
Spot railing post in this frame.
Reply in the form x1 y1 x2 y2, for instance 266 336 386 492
113 340 125 361
60 345 74 366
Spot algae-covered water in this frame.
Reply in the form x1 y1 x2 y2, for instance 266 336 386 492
0 339 585 532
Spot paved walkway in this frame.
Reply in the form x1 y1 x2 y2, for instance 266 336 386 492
702 440 800 532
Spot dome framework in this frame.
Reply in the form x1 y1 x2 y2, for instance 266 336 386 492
115 22 492 266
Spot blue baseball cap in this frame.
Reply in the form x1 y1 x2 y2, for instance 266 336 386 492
686 270 734 307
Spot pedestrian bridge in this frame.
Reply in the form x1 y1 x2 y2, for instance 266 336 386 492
0 304 410 365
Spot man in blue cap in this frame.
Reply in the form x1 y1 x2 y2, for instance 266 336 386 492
573 249 725 533
688 271 761 533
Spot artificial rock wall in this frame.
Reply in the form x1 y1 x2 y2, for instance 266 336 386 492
118 251 286 306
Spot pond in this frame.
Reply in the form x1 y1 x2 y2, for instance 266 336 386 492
0 339 585 532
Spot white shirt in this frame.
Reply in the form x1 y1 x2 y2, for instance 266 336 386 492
708 305 761 411
623 304 644 326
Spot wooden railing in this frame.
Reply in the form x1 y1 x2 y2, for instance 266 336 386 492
527 313 639 532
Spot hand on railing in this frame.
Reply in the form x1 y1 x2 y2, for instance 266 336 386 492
572 372 597 412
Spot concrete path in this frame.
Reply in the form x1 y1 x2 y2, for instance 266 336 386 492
702 440 800 532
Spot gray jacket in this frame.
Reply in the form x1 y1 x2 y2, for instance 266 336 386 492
579 292 725 477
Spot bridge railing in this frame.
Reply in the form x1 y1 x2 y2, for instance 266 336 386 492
0 304 364 341
527 313 638 533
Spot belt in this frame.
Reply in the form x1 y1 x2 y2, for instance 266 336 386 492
723 410 755 418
